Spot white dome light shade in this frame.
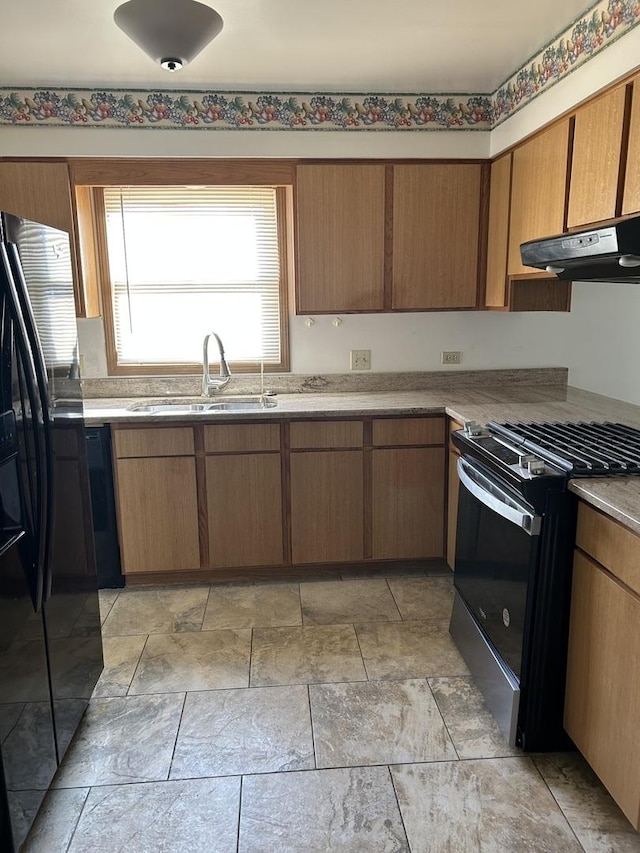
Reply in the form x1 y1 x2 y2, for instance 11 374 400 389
114 0 223 70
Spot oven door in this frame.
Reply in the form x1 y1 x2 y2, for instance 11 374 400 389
453 455 542 679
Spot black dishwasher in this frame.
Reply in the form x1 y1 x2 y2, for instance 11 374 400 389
86 426 124 588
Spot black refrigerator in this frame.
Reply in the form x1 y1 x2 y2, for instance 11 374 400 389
0 212 103 850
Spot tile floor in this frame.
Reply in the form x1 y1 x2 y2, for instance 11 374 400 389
22 572 640 852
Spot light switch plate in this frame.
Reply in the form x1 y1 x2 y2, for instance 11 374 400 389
350 349 371 370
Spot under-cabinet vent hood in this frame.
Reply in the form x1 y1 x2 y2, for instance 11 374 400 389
520 216 640 282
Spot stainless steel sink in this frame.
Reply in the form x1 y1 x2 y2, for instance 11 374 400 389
127 396 277 414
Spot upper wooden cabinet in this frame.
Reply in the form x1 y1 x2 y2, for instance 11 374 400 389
391 164 481 310
295 164 386 312
568 86 627 228
0 160 74 233
508 120 571 275
485 153 512 308
0 160 97 317
295 162 482 314
623 76 640 216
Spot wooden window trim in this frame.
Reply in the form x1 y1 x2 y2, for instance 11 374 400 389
93 185 291 376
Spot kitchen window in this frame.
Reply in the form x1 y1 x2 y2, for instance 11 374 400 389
95 184 289 374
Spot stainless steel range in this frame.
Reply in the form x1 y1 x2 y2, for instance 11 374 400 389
449 419 640 752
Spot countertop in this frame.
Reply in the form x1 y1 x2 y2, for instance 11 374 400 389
83 383 640 537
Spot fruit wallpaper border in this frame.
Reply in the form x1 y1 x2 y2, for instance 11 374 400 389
0 0 637 131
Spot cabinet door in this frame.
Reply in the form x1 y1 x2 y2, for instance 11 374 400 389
623 76 640 215
290 450 364 563
564 551 640 829
0 161 74 233
392 164 481 310
485 153 512 308
295 164 385 312
568 86 627 228
508 120 571 275
115 456 200 574
206 454 283 569
371 447 444 559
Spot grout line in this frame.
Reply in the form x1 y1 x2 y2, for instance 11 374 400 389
530 757 587 853
236 776 244 853
62 785 91 853
248 628 255 687
199 584 214 631
387 765 412 852
352 622 371 682
306 684 318 770
424 677 461 761
384 577 405 621
125 633 151 696
167 692 188 781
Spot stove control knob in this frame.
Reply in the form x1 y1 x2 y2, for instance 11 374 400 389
527 459 546 475
464 421 483 437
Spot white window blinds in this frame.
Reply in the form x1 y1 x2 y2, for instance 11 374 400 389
102 186 283 366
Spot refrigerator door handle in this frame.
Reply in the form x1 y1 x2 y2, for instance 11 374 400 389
5 243 55 601
0 245 49 611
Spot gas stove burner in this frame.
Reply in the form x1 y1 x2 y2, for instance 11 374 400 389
488 420 640 477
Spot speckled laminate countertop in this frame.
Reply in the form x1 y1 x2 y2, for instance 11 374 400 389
83 383 640 536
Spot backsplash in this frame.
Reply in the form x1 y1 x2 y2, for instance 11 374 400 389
82 367 568 399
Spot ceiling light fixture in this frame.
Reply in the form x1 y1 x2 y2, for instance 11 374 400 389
113 0 224 72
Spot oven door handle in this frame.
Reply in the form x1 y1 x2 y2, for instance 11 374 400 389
457 457 542 536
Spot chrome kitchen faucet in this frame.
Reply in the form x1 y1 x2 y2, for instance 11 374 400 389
202 332 231 395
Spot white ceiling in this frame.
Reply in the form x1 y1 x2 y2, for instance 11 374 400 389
2 1 592 93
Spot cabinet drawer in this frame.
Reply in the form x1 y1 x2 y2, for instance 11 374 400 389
576 502 640 597
114 427 194 458
289 421 363 449
372 417 445 447
203 423 280 453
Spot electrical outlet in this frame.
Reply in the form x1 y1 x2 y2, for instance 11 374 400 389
350 349 371 370
441 351 462 365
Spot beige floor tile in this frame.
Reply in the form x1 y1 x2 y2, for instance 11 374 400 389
392 757 583 852
21 788 89 853
128 630 251 694
534 753 640 852
202 583 301 629
93 635 147 698
251 625 367 686
355 620 469 680
310 679 456 768
300 579 401 625
68 777 240 853
428 676 519 759
101 586 210 636
387 576 454 621
53 694 184 788
170 685 314 778
239 767 409 852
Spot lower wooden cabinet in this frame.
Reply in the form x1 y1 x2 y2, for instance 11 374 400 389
565 502 640 830
290 450 364 564
112 415 446 577
115 456 201 574
206 453 283 568
371 448 444 559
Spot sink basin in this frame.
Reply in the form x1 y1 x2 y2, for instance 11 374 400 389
127 396 277 414
127 403 218 414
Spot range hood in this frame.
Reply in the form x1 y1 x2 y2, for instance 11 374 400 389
520 216 640 282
